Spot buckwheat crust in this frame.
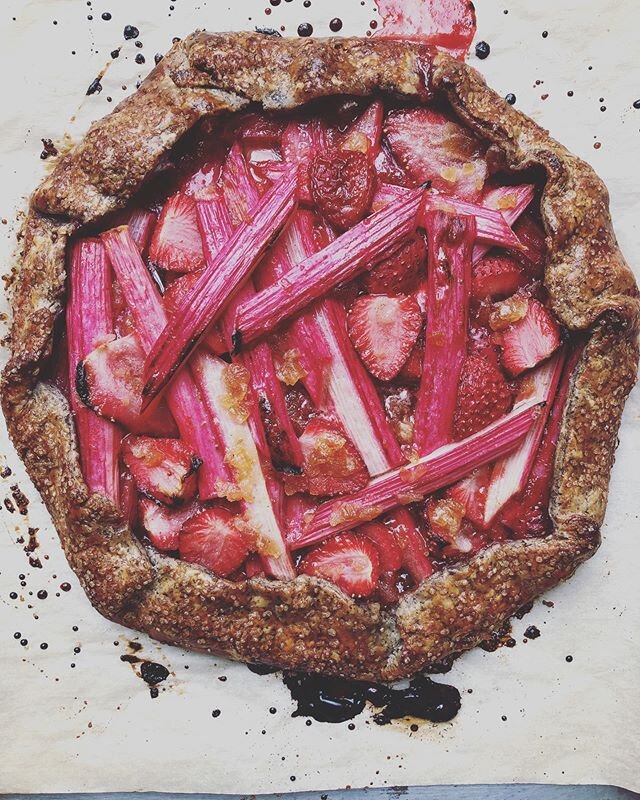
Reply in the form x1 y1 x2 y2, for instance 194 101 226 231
2 34 638 681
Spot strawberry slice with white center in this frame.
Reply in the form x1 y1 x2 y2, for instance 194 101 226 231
298 533 381 598
284 418 369 497
500 298 561 376
384 108 487 200
149 192 205 273
357 521 402 573
139 497 202 552
347 294 423 381
122 435 201 506
448 466 491 529
179 507 250 577
78 333 178 437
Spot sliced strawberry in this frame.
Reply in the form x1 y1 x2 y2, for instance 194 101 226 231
341 101 384 159
374 139 410 186
309 150 375 231
363 235 427 294
179 506 250 577
357 521 402 573
384 108 487 200
298 533 380 598
78 333 178 436
347 294 423 381
500 299 561 376
511 213 546 279
284 387 316 437
284 418 369 497
449 466 490 529
472 254 527 301
453 355 514 440
139 497 202 552
149 192 205 273
163 271 226 353
398 335 425 383
383 508 434 583
122 435 201 506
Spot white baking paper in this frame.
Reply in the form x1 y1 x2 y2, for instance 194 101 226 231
0 0 639 793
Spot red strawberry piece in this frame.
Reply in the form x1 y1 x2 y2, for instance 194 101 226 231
298 533 381 598
284 387 316 437
179 506 250 577
398 335 425 383
511 213 546 279
309 149 375 231
440 522 488 561
358 522 402 573
384 108 487 200
244 553 265 579
376 571 400 605
453 355 514 440
149 192 205 273
282 120 332 203
78 333 178 436
347 294 423 381
472 254 527 301
384 508 434 583
500 298 561 377
284 418 369 497
122 435 201 506
364 235 427 294
163 272 226 353
448 466 490 529
467 319 501 369
139 497 202 552
374 140 410 186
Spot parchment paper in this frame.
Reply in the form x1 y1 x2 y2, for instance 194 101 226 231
1 0 639 793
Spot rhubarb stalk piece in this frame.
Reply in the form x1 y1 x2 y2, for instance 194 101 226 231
192 352 295 580
101 226 232 500
142 171 298 403
128 209 156 254
233 188 424 348
373 183 523 252
199 145 303 468
297 397 541 547
66 238 120 504
472 184 535 263
259 210 404 475
413 211 476 456
483 348 565 524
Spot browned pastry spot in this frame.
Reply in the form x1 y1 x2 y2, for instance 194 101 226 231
2 33 638 681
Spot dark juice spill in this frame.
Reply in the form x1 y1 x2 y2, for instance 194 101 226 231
281 670 461 725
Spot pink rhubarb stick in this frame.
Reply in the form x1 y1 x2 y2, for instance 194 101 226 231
191 352 295 580
297 398 542 547
67 238 120 505
142 170 298 404
233 188 424 348
101 227 232 500
472 184 535 263
128 209 156 254
483 348 565 524
413 211 476 456
259 210 404 475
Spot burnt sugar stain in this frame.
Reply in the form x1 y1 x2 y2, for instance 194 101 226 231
40 139 58 160
248 663 280 675
524 625 541 640
330 18 343 32
297 22 313 37
475 40 490 59
10 485 29 515
123 24 139 40
86 78 103 96
282 671 461 725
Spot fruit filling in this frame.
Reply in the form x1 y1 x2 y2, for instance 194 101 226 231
57 96 578 602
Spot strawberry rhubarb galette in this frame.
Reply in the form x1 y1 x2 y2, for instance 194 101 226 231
3 33 638 681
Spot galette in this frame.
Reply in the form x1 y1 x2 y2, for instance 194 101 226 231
2 32 638 681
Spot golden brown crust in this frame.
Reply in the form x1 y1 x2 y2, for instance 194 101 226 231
2 34 638 681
